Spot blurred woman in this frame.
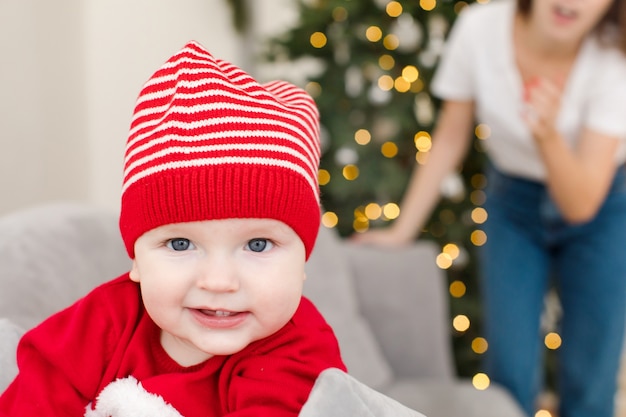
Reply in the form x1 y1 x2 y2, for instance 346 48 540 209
353 1 626 416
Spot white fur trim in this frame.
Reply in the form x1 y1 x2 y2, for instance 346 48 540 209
84 376 184 417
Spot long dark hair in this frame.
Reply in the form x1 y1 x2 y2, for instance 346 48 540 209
517 0 626 53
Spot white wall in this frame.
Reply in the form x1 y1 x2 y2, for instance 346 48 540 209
0 0 298 216
0 0 88 213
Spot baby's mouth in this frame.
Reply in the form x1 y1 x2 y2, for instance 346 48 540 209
191 307 248 329
198 309 239 317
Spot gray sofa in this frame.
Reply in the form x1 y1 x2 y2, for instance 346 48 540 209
0 202 525 417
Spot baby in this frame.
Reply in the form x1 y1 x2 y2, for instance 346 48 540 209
0 41 346 417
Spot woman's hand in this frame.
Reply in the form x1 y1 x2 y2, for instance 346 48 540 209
522 76 564 142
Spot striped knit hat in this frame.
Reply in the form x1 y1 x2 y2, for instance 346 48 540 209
119 41 321 259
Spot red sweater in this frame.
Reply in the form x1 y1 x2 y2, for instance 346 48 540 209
0 274 346 417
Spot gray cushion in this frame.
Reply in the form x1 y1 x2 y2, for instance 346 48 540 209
385 379 526 417
299 368 425 417
343 242 454 380
304 226 393 390
0 318 23 392
0 202 131 330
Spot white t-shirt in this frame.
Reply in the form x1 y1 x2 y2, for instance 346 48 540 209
431 0 626 181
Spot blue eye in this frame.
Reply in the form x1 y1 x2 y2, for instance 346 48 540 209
167 238 193 251
247 238 271 253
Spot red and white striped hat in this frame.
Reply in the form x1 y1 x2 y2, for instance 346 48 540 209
119 41 321 259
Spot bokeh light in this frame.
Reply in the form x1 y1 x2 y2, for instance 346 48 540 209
471 230 487 246
378 75 395 91
414 131 432 152
449 280 466 298
386 1 403 17
366 26 383 42
381 141 399 158
394 76 411 92
364 203 382 220
420 0 437 11
318 169 331 186
310 32 327 48
471 207 488 224
379 54 395 70
354 129 372 145
475 123 491 140
342 164 359 180
443 243 460 259
402 65 419 82
383 34 400 50
332 6 348 22
436 253 453 269
383 203 400 219
472 373 490 390
305 81 322 98
321 211 339 228
471 337 488 354
544 332 562 350
453 314 470 332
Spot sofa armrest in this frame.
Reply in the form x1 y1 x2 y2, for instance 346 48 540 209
343 241 455 380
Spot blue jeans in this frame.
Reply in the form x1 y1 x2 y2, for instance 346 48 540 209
480 164 626 417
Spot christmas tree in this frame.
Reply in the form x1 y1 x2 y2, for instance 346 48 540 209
262 0 487 378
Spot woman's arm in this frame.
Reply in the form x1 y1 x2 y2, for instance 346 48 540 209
352 99 475 247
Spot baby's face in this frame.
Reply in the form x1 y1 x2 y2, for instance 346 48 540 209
130 218 306 366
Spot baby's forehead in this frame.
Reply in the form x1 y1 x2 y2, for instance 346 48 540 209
154 218 295 234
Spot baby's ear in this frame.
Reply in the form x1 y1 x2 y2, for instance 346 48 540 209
129 260 140 283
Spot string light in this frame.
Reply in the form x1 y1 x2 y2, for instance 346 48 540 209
382 203 400 219
544 332 562 350
353 208 369 232
394 76 411 92
471 337 488 354
471 173 488 189
310 32 327 48
365 26 383 42
449 280 466 298
470 230 487 246
402 65 419 82
475 123 491 139
342 164 359 180
379 54 395 70
318 169 331 186
354 129 372 145
420 0 437 11
383 34 400 50
471 207 488 224
453 314 470 332
443 243 460 259
386 1 403 17
436 252 453 269
381 141 399 158
321 211 339 228
454 1 470 13
472 373 490 390
470 190 486 205
364 203 382 220
378 75 394 91
332 6 348 22
305 82 322 98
